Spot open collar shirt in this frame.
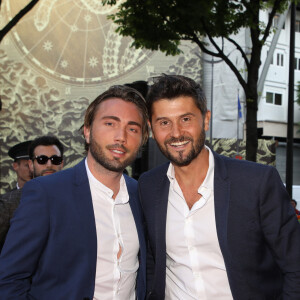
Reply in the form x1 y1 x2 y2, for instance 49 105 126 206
85 160 139 300
165 147 232 299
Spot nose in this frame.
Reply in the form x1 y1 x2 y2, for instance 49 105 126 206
45 158 53 167
114 126 127 144
171 122 182 138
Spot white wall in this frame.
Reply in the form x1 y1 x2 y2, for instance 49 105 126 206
258 9 300 124
293 186 300 203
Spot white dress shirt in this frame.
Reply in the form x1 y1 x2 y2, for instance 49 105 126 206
165 147 232 299
85 160 139 300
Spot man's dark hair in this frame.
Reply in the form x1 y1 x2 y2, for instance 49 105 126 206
83 85 149 151
29 136 64 159
146 74 207 120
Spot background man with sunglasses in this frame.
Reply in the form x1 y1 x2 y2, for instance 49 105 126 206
28 135 64 177
0 135 64 252
0 85 148 300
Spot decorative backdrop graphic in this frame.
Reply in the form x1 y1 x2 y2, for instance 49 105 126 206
0 47 88 192
0 0 202 193
6 0 153 85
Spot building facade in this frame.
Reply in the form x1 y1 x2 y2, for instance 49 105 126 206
202 4 300 200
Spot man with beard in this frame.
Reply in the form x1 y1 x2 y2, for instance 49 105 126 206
0 85 148 300
28 135 64 178
0 135 64 252
139 74 300 299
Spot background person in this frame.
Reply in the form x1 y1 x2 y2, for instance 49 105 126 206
0 135 64 252
7 140 32 191
28 135 64 177
291 199 300 222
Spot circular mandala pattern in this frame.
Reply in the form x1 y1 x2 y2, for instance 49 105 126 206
6 0 153 85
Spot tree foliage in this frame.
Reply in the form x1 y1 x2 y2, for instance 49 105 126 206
104 0 292 161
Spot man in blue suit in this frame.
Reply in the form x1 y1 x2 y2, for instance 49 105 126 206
139 74 300 299
0 85 149 300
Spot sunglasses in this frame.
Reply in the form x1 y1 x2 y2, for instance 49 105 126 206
33 155 63 165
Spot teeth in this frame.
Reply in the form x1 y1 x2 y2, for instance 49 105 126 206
112 150 124 154
170 141 189 146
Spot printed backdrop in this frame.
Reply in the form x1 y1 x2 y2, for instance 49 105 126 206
0 0 202 193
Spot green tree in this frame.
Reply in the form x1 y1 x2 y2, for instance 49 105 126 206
104 0 291 161
0 0 40 43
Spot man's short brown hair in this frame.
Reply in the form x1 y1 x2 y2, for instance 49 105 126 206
84 85 149 150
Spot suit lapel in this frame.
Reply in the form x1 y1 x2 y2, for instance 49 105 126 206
213 152 231 264
126 176 146 256
73 159 97 260
126 176 147 298
154 171 169 252
152 163 170 291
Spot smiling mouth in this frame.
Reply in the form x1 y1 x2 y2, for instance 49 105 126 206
170 140 190 147
107 144 128 155
111 149 125 154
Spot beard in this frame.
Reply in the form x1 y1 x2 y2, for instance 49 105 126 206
89 130 140 173
156 126 206 167
33 168 57 178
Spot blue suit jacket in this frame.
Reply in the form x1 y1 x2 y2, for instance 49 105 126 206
138 152 300 300
0 160 146 300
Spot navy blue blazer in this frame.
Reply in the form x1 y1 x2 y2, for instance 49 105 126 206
0 159 146 300
138 152 300 300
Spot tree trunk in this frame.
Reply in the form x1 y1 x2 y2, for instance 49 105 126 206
245 95 258 162
245 30 261 162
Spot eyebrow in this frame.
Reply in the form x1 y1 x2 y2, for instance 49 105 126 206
154 117 168 123
102 116 142 128
154 112 195 122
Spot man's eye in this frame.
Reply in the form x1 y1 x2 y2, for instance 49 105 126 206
129 128 138 133
182 117 191 122
105 122 113 126
160 120 169 126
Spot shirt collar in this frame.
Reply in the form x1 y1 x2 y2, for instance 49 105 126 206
167 145 214 201
85 159 129 204
199 146 214 200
